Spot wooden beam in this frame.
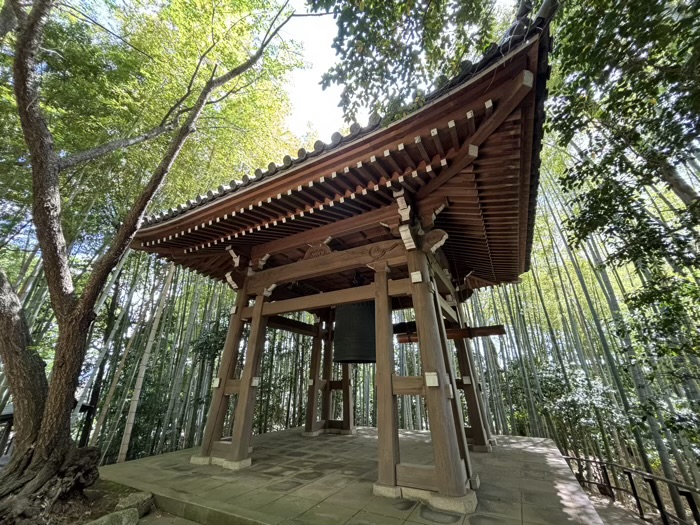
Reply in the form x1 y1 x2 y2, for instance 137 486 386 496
241 279 412 318
224 379 241 396
392 375 425 396
250 206 399 260
437 293 458 323
394 323 505 344
416 69 534 201
468 325 506 337
262 315 317 337
248 240 407 295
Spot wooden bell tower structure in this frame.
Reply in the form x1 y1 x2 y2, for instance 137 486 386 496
132 13 552 514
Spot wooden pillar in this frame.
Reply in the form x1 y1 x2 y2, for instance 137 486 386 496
374 263 400 491
454 337 490 449
455 304 492 449
407 249 467 497
341 363 354 433
304 316 323 435
320 310 334 423
430 273 474 480
228 293 268 465
198 278 249 459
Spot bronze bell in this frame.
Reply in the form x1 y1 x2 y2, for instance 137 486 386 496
333 301 376 363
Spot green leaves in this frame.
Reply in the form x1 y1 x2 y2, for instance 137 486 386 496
307 0 498 121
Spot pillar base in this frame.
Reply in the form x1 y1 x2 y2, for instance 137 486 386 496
303 429 324 437
220 457 252 470
468 474 480 490
401 486 478 514
324 428 356 435
373 483 402 498
189 455 211 466
469 444 493 453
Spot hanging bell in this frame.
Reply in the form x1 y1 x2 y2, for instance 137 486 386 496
333 301 376 363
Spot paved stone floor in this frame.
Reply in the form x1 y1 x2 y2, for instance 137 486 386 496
102 428 604 525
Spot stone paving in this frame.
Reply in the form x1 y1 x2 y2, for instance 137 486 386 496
102 428 604 525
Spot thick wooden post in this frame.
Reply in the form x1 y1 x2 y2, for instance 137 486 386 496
454 338 490 449
407 249 467 497
341 363 354 433
374 263 400 494
429 274 474 481
320 310 334 423
455 305 492 449
228 293 268 466
304 317 323 435
196 278 248 460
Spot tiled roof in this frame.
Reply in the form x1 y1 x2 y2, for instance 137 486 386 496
143 0 558 228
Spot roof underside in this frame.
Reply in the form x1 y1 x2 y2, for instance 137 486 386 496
133 26 551 301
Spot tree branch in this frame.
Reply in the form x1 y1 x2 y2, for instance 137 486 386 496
0 0 18 43
58 123 176 171
13 0 77 316
80 3 295 311
210 1 292 90
159 41 216 126
79 69 217 312
58 2 154 60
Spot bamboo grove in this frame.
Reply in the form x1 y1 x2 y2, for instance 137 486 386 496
2 140 698 500
1 0 699 522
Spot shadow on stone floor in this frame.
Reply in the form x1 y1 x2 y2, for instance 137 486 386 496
102 428 604 525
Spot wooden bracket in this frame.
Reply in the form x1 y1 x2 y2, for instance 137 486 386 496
422 229 448 254
393 189 413 223
227 247 241 267
419 197 449 229
399 224 417 251
258 253 270 270
225 271 238 290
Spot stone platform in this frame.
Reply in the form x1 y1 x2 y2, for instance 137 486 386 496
101 428 603 525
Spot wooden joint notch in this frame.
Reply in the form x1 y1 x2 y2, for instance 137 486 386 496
224 379 241 395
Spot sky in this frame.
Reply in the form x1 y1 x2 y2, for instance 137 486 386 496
279 3 358 142
279 0 514 143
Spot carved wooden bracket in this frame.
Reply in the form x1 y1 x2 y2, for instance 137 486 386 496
304 243 333 260
422 229 448 254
